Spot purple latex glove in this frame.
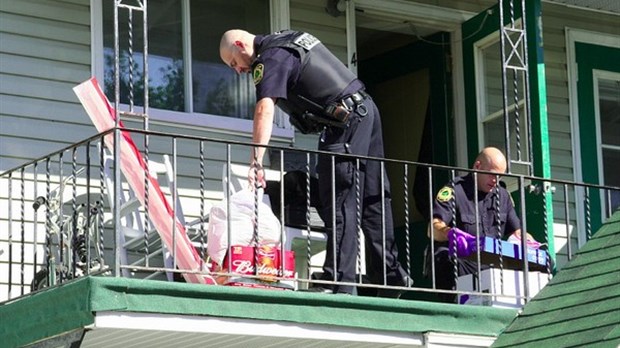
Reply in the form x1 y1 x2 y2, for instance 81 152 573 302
526 239 541 249
508 234 542 249
448 227 479 258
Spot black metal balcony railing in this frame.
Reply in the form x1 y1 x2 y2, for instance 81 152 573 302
1 128 618 306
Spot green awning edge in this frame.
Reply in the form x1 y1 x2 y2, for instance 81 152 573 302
0 277 95 347
2 276 518 346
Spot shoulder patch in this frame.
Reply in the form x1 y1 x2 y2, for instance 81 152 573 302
253 63 264 85
436 186 454 202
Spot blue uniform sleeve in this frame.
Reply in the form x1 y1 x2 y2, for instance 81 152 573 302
253 48 299 101
503 191 521 233
432 185 455 225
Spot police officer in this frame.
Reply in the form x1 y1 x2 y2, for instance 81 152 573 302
427 147 534 303
219 29 410 297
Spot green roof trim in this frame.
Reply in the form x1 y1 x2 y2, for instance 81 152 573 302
2 275 519 347
492 211 620 348
0 277 95 347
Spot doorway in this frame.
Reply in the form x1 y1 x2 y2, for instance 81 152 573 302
354 16 454 299
355 22 453 226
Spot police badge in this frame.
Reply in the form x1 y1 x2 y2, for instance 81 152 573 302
253 63 264 85
436 187 454 202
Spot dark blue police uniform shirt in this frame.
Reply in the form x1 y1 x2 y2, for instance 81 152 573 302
252 35 300 102
432 174 521 238
252 34 365 106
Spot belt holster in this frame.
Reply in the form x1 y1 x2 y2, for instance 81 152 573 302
324 90 369 123
324 104 351 123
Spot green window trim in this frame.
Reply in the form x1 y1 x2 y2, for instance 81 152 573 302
575 42 620 233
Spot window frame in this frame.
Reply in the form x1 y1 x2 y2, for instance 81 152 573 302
90 0 294 139
593 70 620 192
567 28 620 246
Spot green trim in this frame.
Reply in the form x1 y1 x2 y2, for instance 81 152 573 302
1 276 518 346
575 42 620 234
525 0 554 259
0 278 95 347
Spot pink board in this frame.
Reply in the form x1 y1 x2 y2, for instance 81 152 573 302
73 77 215 285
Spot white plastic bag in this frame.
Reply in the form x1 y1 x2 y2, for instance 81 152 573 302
207 188 283 265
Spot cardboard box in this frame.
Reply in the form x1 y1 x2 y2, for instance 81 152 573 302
215 245 295 288
457 268 550 308
466 237 549 272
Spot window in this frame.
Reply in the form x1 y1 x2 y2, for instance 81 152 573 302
103 0 185 111
102 0 270 120
597 75 620 212
190 1 268 119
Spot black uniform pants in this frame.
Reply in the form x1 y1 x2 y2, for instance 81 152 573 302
316 97 406 294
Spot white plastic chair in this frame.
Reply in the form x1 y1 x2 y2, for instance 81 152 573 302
102 150 207 281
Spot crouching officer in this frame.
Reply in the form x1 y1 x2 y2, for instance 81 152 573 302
219 29 411 297
425 147 538 303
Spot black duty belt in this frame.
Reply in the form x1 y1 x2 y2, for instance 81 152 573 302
324 90 369 123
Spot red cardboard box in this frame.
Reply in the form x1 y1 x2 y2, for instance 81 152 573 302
217 245 295 285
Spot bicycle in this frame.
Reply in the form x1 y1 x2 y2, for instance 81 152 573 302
30 169 108 291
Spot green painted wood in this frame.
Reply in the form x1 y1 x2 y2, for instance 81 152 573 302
575 42 620 235
524 0 554 261
1 275 519 347
0 277 95 348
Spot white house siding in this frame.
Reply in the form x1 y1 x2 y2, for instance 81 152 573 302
0 0 294 209
0 0 288 301
0 0 93 171
0 0 92 301
542 3 619 183
540 2 619 266
287 0 346 153
1 0 117 300
290 0 348 64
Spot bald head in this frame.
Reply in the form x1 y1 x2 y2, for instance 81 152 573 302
473 147 507 193
219 29 256 74
475 147 507 172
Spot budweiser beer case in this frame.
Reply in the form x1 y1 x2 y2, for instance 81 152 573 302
214 245 295 289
